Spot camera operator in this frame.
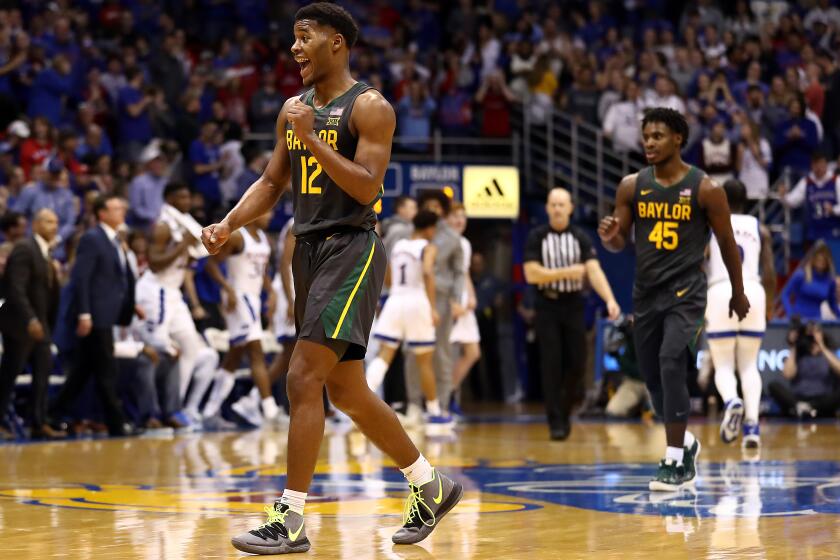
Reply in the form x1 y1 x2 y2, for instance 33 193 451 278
769 320 840 419
604 315 650 418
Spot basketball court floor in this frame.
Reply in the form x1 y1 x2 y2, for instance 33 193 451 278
1 412 839 559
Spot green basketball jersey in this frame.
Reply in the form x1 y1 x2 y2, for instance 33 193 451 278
285 82 382 236
633 165 708 295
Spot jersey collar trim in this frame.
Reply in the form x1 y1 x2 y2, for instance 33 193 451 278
649 165 696 192
305 82 363 113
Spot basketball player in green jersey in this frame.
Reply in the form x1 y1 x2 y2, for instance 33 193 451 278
598 108 750 491
201 3 462 555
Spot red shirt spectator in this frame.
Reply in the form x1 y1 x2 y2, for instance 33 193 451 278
475 71 515 137
19 117 54 180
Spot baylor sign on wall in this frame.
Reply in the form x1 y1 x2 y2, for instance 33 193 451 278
463 165 520 219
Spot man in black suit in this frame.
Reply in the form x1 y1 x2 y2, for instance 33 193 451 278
0 209 63 440
50 194 143 436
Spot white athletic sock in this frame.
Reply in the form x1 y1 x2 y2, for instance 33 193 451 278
666 446 684 465
247 386 260 404
684 430 696 449
203 369 236 418
736 336 763 424
426 399 442 416
709 338 738 404
280 489 307 516
400 454 435 486
262 396 279 420
366 356 389 391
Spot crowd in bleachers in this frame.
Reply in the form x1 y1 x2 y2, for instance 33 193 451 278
1 1 840 438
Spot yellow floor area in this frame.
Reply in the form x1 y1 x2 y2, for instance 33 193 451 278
1 415 840 559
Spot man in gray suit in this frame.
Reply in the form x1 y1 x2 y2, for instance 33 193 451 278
403 190 464 422
381 195 417 257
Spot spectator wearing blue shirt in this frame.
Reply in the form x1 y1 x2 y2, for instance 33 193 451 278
235 144 267 202
733 61 768 105
397 81 436 153
189 121 223 211
117 68 154 162
775 96 819 177
127 147 169 230
27 55 73 125
781 243 840 320
76 124 113 161
13 158 78 254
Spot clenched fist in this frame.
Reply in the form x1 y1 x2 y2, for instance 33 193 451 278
202 222 232 255
287 99 316 142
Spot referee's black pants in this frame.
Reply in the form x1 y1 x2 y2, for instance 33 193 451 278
535 294 586 431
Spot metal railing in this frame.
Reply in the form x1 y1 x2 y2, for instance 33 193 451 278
517 97 793 269
518 98 646 218
243 131 520 165
754 168 793 271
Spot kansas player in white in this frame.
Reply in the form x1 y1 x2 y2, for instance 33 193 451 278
706 179 776 448
268 217 296 388
136 182 218 427
366 210 449 424
447 203 481 411
204 212 280 426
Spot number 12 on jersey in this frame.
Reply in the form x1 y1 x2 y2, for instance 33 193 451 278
648 220 679 250
300 156 323 195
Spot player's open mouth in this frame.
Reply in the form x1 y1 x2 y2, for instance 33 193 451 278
297 58 311 77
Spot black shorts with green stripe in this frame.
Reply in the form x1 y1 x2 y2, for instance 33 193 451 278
292 227 386 361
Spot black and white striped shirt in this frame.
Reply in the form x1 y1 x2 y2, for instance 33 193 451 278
524 224 597 293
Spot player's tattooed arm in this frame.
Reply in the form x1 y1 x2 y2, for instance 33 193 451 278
700 177 750 320
203 102 292 254
598 173 636 252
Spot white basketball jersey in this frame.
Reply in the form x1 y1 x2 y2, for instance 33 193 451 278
228 228 271 296
276 217 294 264
389 238 429 296
459 236 472 305
274 217 295 299
708 214 761 286
154 214 189 290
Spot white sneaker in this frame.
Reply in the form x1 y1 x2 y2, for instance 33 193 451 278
795 401 817 420
424 414 456 436
182 409 204 432
202 414 238 431
405 403 423 426
268 410 290 428
232 398 264 427
720 398 744 444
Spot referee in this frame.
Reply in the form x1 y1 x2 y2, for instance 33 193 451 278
524 188 621 440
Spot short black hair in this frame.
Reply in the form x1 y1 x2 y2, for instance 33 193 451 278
811 150 828 163
642 107 690 148
417 189 452 216
722 179 747 213
413 209 439 231
0 211 24 233
93 193 123 219
164 181 191 199
295 2 359 48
